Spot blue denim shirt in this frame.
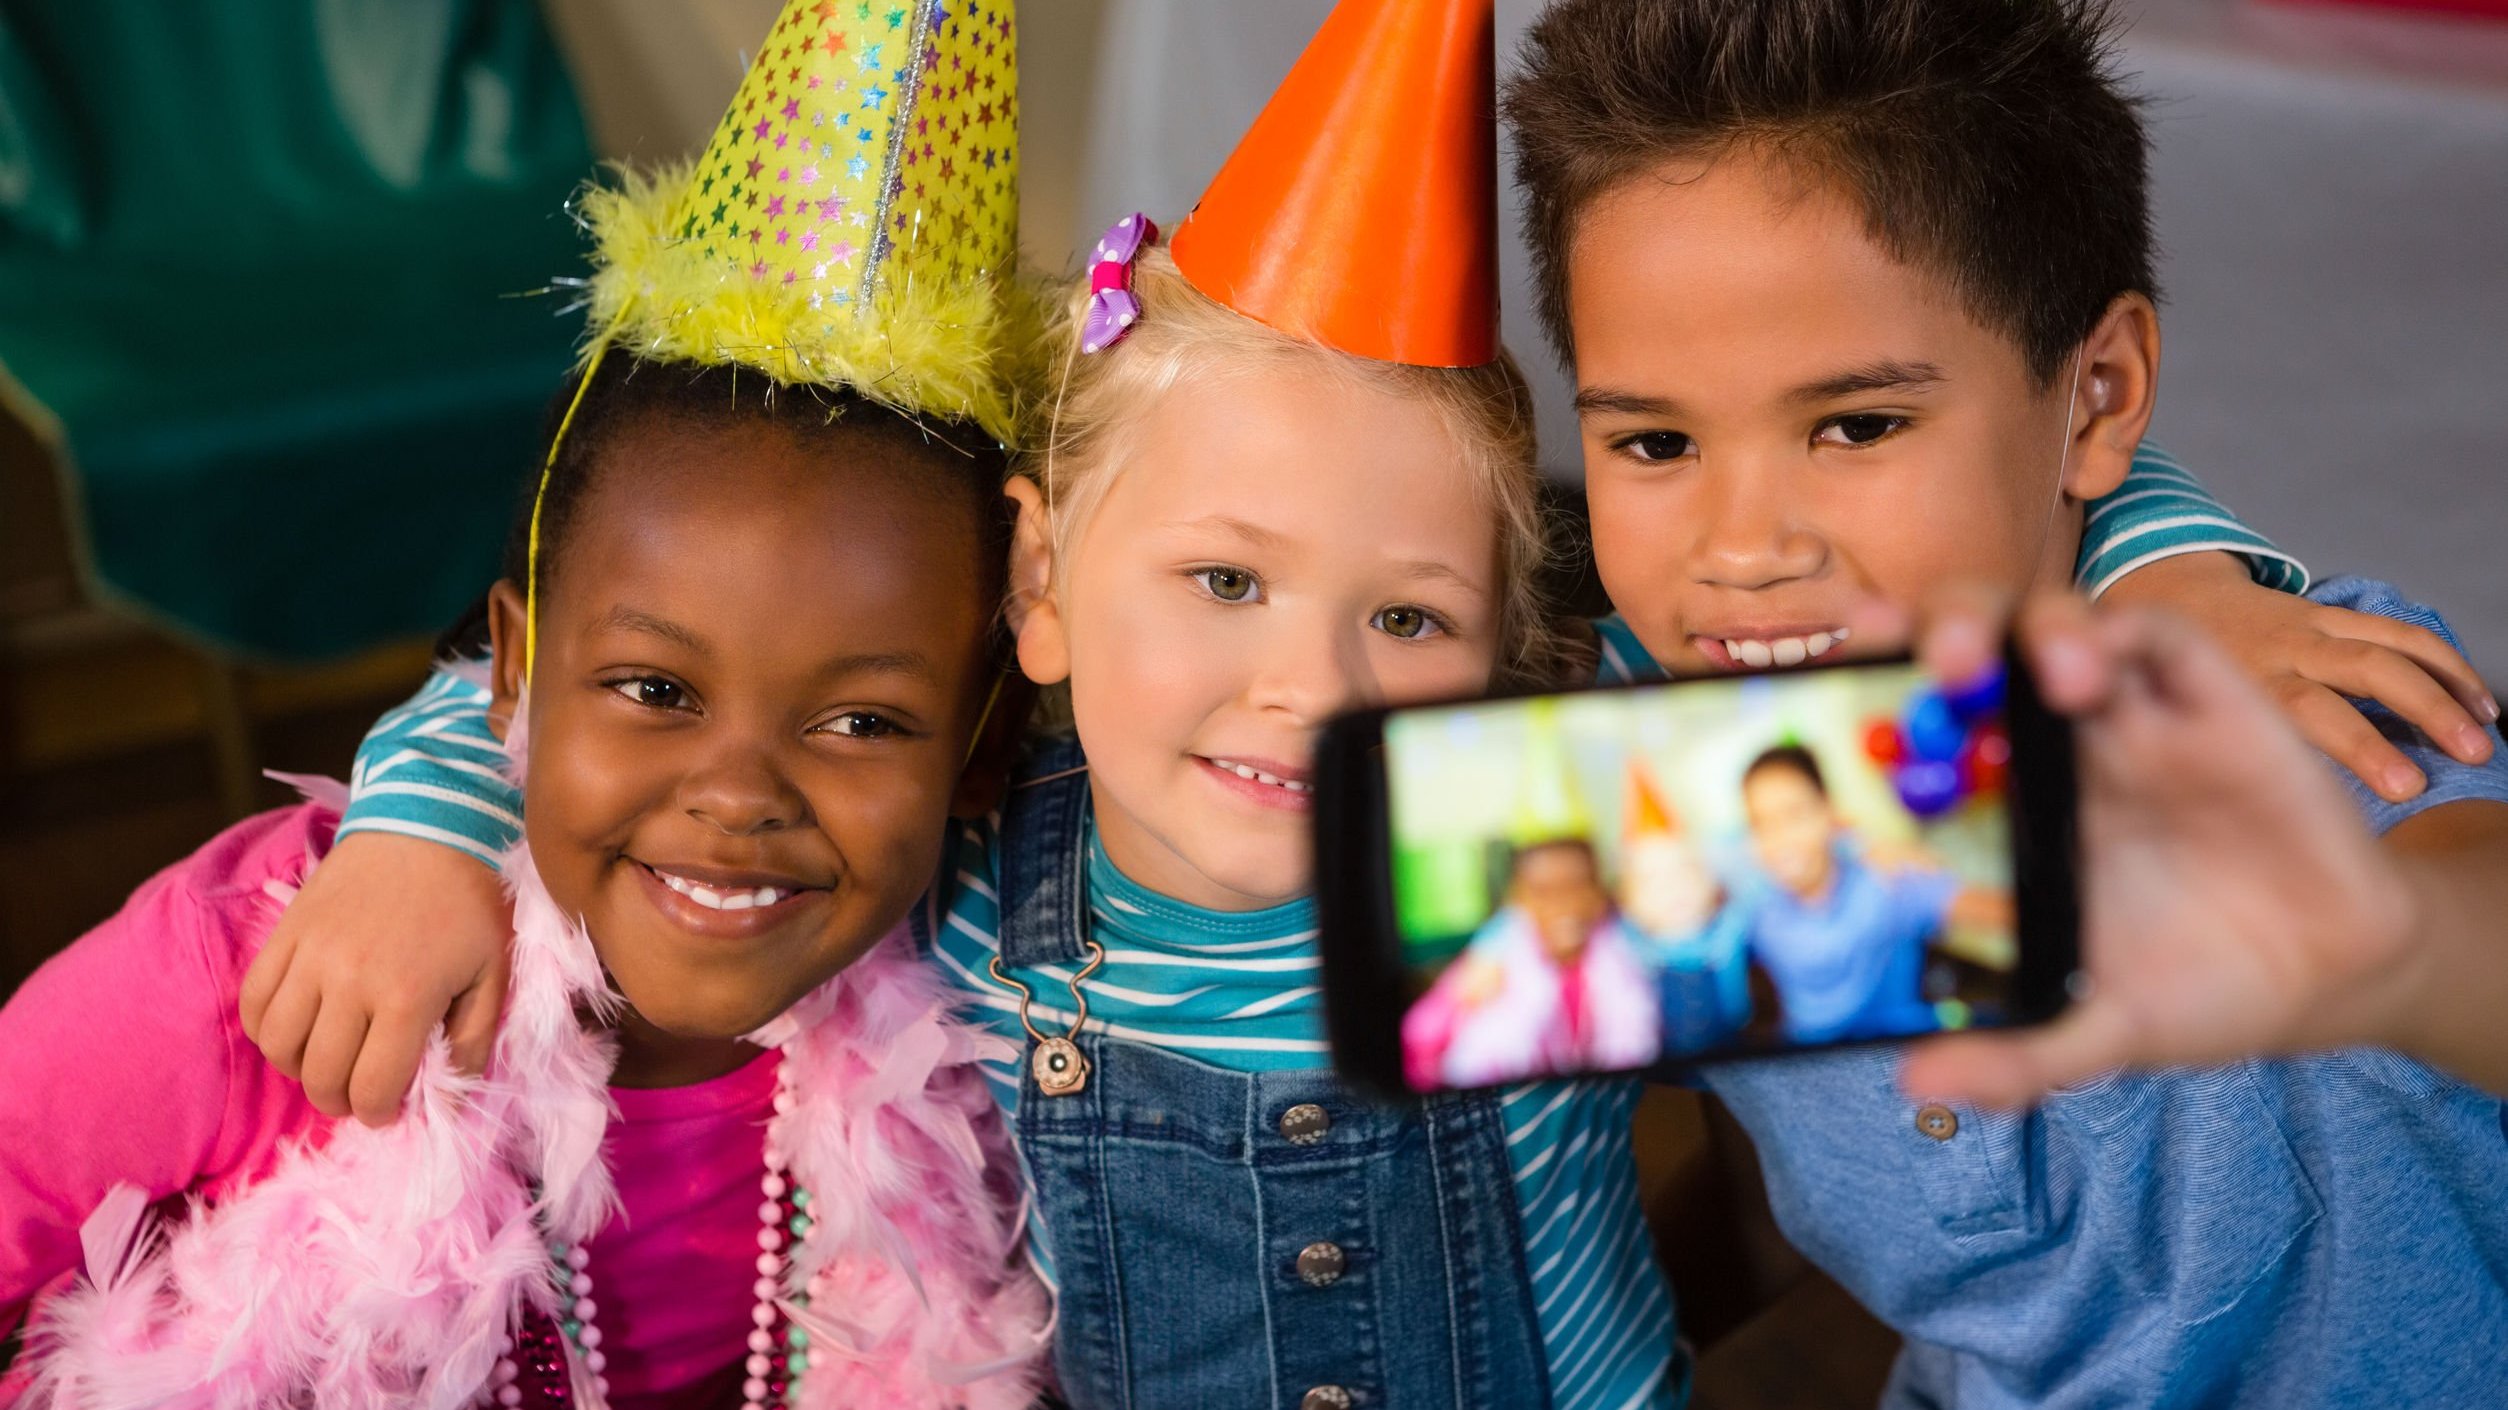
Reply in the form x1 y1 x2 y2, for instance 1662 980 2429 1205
1696 578 2508 1408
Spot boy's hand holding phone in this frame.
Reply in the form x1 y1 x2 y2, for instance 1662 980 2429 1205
1900 591 2504 1106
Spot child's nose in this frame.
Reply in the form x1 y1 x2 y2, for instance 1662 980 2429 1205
1689 456 1827 591
1245 620 1373 724
677 742 810 836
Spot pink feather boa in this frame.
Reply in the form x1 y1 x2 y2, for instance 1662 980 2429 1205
22 795 1049 1408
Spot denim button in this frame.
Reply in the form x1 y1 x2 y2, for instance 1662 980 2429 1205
1280 1103 1331 1145
1916 1104 1959 1141
1300 1387 1354 1410
1297 1241 1347 1287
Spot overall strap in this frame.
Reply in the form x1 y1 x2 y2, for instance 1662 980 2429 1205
995 732 1094 969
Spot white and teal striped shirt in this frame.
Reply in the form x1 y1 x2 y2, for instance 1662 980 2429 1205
2075 444 2304 600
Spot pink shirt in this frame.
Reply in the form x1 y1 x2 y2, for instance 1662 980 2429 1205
0 805 775 1408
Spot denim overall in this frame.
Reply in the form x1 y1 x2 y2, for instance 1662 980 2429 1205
994 738 1552 1410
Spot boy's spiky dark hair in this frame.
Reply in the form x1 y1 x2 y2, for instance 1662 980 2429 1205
1503 0 2156 381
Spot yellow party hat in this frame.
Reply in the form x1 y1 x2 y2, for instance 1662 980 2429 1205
1508 700 1594 848
527 0 1030 674
574 0 1028 441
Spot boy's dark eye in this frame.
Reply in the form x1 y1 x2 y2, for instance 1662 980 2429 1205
1616 431 1694 463
1192 566 1261 603
1817 413 1907 447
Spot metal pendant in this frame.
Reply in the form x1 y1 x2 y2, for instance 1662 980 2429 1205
987 940 1106 1100
1031 1035 1090 1097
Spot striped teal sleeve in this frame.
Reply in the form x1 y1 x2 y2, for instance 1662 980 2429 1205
334 662 522 867
2076 443 2309 599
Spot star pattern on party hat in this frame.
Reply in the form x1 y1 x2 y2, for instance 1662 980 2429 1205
669 0 1018 313
564 0 1032 444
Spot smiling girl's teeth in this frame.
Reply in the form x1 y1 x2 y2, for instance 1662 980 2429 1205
657 870 787 910
1721 630 1846 668
1210 759 1312 793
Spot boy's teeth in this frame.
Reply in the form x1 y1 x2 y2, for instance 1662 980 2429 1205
1723 630 1846 669
657 870 788 911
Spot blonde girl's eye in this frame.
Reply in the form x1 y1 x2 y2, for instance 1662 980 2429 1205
1372 605 1449 641
1813 413 1909 448
1190 566 1262 603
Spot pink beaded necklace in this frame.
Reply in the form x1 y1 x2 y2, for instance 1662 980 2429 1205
478 1057 819 1410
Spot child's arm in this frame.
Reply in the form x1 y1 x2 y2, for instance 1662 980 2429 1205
2 854 293 1327
236 666 518 1126
1898 591 2508 1104
2083 448 2496 799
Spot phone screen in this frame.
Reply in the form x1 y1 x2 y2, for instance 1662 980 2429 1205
1372 660 2043 1092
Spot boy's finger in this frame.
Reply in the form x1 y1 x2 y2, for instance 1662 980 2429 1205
1908 582 2019 671
347 1010 427 1127
2014 595 2118 714
1915 604 1998 687
299 1004 371 1120
2281 680 2426 802
2306 637 2494 767
2326 608 2500 726
1840 595 1915 657
1901 1001 2140 1110
1897 1030 2073 1109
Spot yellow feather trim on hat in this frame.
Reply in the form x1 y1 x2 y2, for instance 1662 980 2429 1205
574 162 1044 447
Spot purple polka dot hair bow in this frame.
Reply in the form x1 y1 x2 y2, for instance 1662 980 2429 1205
1080 213 1157 355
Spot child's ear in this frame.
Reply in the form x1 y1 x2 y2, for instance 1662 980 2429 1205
484 579 529 745
2060 292 2162 504
1002 475 1072 687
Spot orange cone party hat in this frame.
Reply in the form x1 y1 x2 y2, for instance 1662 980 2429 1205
1168 0 1497 367
1624 760 1685 842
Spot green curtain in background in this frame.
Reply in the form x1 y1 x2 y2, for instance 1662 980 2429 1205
0 0 592 660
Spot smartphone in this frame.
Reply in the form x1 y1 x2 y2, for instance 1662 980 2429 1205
1314 647 2079 1097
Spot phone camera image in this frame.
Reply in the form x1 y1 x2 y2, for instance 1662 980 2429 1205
1383 663 2022 1092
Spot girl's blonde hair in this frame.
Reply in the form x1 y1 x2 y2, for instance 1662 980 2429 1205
1029 242 1574 690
